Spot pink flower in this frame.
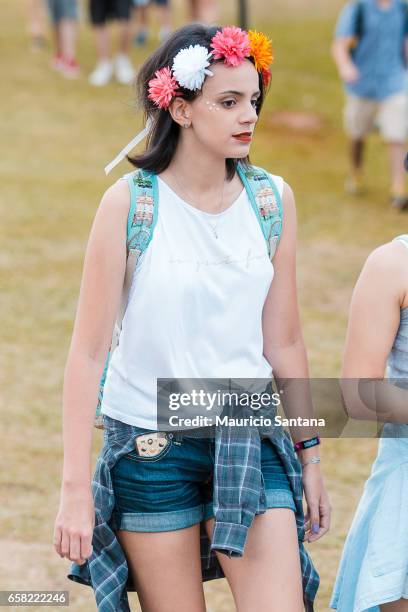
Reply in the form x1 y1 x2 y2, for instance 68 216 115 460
148 66 180 109
210 26 251 67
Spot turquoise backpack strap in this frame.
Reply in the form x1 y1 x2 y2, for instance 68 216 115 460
237 162 283 260
95 168 159 428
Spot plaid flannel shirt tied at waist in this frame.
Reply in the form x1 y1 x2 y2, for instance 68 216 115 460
68 406 319 611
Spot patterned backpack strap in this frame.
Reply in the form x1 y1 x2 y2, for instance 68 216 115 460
394 234 408 250
95 168 159 428
237 162 283 260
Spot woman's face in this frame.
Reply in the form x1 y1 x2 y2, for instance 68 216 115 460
186 59 261 159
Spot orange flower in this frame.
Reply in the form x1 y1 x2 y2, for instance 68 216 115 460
248 30 274 72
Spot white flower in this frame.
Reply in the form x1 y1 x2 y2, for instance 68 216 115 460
172 44 213 91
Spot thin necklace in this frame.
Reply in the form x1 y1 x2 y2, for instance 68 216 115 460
169 169 226 239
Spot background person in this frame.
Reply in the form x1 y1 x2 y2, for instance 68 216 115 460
186 0 219 25
332 0 408 210
133 0 173 47
46 0 80 78
331 229 408 611
88 0 135 86
27 0 47 50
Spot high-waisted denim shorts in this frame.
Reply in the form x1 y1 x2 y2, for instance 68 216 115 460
108 417 296 533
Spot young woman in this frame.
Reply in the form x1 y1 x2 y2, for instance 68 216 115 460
53 24 330 611
331 233 408 612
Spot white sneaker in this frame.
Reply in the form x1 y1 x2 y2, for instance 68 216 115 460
88 60 113 87
114 54 135 85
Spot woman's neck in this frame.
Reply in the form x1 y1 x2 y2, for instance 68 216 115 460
166 137 230 193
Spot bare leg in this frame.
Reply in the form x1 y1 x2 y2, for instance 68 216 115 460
116 524 206 612
27 0 46 40
156 4 172 40
94 25 110 61
188 0 199 20
351 138 365 179
139 5 149 29
118 19 132 55
196 0 219 24
345 138 366 195
380 600 408 611
205 509 304 612
387 141 406 196
134 4 149 43
59 19 77 61
52 23 62 56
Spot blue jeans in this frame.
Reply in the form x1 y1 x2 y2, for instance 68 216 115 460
109 418 296 532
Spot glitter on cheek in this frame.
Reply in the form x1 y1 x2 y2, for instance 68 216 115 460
205 100 220 112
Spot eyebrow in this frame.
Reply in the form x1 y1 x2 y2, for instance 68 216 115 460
218 90 261 97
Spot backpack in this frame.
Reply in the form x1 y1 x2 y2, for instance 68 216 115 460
94 162 284 428
352 0 408 63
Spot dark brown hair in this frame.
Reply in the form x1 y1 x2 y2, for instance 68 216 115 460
128 23 270 181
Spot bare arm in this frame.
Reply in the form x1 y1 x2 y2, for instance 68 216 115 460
331 37 360 83
263 182 331 542
54 179 130 564
62 179 129 485
341 241 408 422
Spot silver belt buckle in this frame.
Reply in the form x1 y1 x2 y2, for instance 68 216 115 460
134 432 170 457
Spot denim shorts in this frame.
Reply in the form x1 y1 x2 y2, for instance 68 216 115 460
46 0 78 23
109 419 296 533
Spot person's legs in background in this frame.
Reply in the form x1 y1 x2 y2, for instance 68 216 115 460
27 0 47 50
379 92 408 211
187 0 198 21
133 0 149 46
47 0 63 66
195 0 218 25
186 0 218 25
59 0 80 77
89 0 135 86
387 141 408 210
154 0 172 42
116 7 135 84
348 138 365 195
344 94 377 196
47 0 80 78
89 0 114 86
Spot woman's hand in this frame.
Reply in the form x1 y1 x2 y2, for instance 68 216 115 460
302 464 331 543
53 483 95 565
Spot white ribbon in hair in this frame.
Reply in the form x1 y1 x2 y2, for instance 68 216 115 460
104 116 154 175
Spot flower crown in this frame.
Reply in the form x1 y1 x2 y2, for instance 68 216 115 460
148 26 274 110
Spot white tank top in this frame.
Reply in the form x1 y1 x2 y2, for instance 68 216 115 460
101 173 284 429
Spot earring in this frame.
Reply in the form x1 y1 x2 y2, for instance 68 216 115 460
183 123 190 128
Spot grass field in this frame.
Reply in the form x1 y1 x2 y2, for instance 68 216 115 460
1 0 405 610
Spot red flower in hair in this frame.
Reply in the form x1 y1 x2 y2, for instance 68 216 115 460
148 66 180 109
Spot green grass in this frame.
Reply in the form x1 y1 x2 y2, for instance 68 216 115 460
0 0 402 609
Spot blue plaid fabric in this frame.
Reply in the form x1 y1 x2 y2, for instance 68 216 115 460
68 414 319 611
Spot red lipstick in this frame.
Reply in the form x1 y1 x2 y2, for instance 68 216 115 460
232 132 252 143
